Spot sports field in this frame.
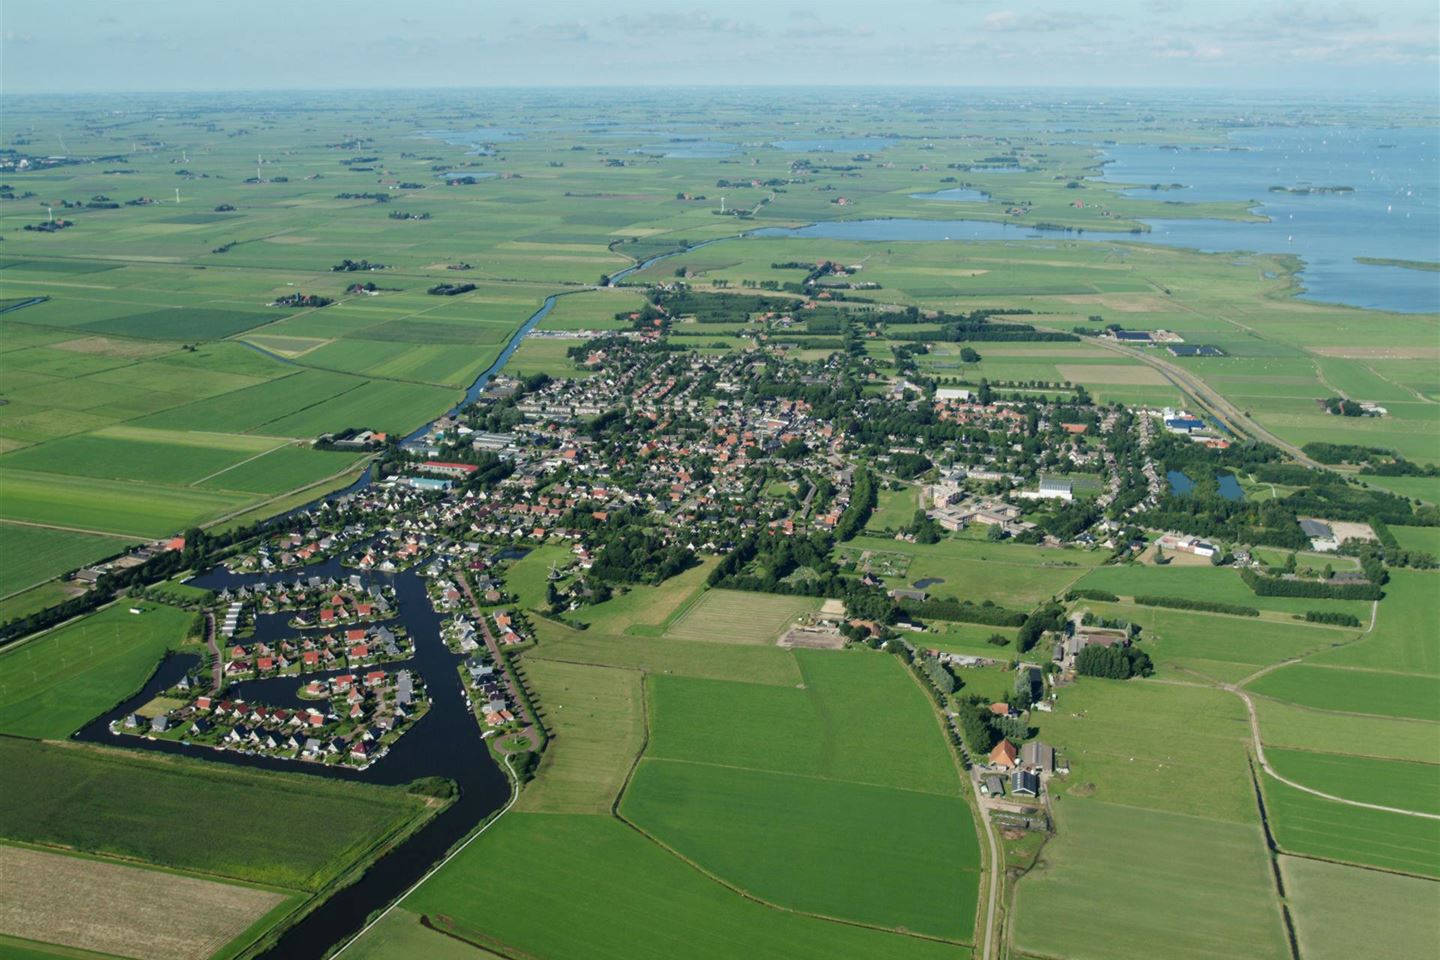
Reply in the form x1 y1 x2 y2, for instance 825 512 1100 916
1280 856 1440 960
0 844 288 960
662 589 818 645
0 601 196 738
1011 799 1288 960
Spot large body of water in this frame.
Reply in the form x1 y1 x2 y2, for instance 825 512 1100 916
1094 126 1439 313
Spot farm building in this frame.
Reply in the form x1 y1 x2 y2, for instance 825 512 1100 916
990 739 1019 769
1011 770 1041 798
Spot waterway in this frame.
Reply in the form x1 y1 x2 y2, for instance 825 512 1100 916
76 556 510 960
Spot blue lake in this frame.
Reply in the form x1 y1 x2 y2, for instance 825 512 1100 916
1093 127 1439 313
443 171 497 181
1168 470 1245 501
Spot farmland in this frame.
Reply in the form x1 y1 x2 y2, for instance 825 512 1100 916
1266 747 1440 815
1260 775 1440 877
0 844 289 960
1010 799 1288 960
0 601 196 738
0 522 133 601
1279 857 1440 960
1246 664 1440 722
661 589 818 645
0 738 435 892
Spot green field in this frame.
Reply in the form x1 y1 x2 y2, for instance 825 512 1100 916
623 759 977 939
407 811 967 960
1011 799 1288 960
1246 663 1440 722
661 589 817 645
1255 698 1440 765
0 468 250 537
0 522 133 599
841 534 1099 607
1308 569 1439 675
0 738 432 891
1280 856 1440 960
1074 563 1374 621
0 602 196 738
1267 747 1440 814
1262 775 1440 877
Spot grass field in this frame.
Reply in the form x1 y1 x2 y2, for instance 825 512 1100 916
1307 569 1438 675
0 738 432 892
400 813 964 960
622 759 978 939
0 601 196 738
1246 663 1440 722
0 522 133 599
0 844 288 960
841 534 1099 607
1280 856 1440 960
1031 680 1258 822
0 469 250 537
1255 698 1440 764
662 589 818 645
1261 775 1440 877
1073 563 1374 621
1011 799 1288 960
1266 747 1440 814
343 909 506 960
516 659 644 814
645 651 962 795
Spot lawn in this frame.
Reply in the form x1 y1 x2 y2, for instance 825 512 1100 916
662 588 817 645
0 522 133 598
621 759 978 940
1280 856 1440 960
1245 663 1440 722
568 559 714 635
0 601 196 738
1261 774 1440 877
0 738 433 891
1010 799 1288 960
867 485 919 531
398 813 962 960
343 909 505 960
1266 747 1440 815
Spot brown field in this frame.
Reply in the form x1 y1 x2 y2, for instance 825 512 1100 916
1055 363 1168 385
0 845 286 960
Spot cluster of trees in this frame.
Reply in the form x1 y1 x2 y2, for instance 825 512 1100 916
708 533 898 625
888 452 932 480
888 309 1077 344
588 528 695 586
1301 442 1393 465
330 258 386 272
835 469 877 542
1067 588 1120 603
1371 519 1438 569
1322 397 1371 417
899 597 1027 627
1017 603 1067 653
1133 594 1260 617
427 282 476 296
273 293 332 308
1240 569 1382 601
919 656 956 694
1076 644 1153 679
1303 611 1362 627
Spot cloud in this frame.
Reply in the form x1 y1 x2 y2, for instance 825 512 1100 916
604 11 764 39
1144 0 1185 13
981 9 1089 32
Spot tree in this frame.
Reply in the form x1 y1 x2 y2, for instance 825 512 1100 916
986 523 1005 542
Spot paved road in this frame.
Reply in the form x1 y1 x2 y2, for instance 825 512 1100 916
969 764 1002 960
458 575 539 752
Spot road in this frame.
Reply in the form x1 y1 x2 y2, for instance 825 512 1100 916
458 574 540 752
968 765 1002 960
1036 323 1324 468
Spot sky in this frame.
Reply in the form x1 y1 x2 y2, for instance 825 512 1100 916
3 0 1437 95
